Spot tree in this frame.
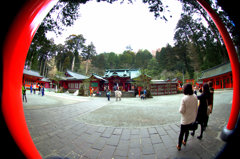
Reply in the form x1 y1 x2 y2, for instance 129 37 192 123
135 49 152 69
26 35 56 76
63 56 71 71
52 71 64 91
119 50 136 68
81 42 97 75
146 57 159 78
65 34 86 72
180 0 229 62
91 53 106 74
174 14 219 78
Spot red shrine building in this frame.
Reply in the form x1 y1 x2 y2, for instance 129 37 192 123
22 68 179 96
23 69 43 89
89 73 107 92
151 80 178 95
199 62 233 89
103 69 142 91
60 70 88 92
23 69 52 89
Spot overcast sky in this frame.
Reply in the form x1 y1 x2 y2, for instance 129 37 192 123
47 0 183 54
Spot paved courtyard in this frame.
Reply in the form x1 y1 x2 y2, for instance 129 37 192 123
23 90 233 159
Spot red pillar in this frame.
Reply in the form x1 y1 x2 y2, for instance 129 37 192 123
2 0 57 158
197 0 240 134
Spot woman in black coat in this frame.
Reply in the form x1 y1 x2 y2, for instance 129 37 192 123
191 83 210 140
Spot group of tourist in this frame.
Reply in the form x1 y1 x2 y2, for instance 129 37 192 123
22 83 45 103
177 81 214 151
106 88 122 101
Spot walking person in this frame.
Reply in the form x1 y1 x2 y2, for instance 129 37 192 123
143 88 147 99
115 89 122 101
177 84 198 151
22 84 27 103
42 85 45 96
106 89 111 101
30 83 33 94
33 83 36 94
191 83 210 140
38 84 41 95
206 81 214 127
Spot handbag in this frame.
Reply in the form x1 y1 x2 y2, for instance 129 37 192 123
189 121 198 131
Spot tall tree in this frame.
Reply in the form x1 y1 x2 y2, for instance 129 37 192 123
81 42 97 75
105 52 119 69
65 34 86 72
135 49 152 69
180 0 229 62
119 50 136 68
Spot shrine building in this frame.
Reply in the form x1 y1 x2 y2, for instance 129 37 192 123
23 69 43 89
60 70 88 92
103 69 142 91
199 62 233 89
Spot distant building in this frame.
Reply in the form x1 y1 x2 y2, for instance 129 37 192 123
60 70 88 91
103 69 142 91
89 73 107 92
23 69 43 89
199 62 232 89
151 80 178 96
23 68 178 96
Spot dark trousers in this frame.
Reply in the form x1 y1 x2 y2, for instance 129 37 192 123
22 94 27 102
192 122 205 138
107 95 110 101
178 123 191 147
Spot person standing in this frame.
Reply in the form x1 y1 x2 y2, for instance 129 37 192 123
143 88 147 99
193 86 197 95
115 89 122 101
22 84 27 103
30 83 33 94
33 83 36 94
38 84 41 95
191 83 210 140
177 84 198 151
42 85 45 96
106 90 111 101
90 87 93 96
206 81 214 127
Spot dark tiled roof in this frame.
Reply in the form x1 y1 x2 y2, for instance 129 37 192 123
151 80 177 84
23 69 42 77
199 62 232 80
91 73 107 81
103 69 141 79
65 70 89 80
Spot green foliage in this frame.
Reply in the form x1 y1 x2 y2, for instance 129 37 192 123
146 89 153 98
78 85 85 96
135 49 152 69
132 72 152 89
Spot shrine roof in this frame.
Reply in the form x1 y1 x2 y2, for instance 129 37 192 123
91 73 107 81
151 80 177 84
103 69 141 79
199 62 232 80
65 70 89 80
39 77 51 82
23 69 42 78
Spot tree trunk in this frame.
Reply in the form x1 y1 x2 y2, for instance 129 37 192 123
71 56 75 71
42 59 47 77
39 58 43 75
85 60 89 75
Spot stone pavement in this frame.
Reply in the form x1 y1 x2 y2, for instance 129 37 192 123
23 90 233 159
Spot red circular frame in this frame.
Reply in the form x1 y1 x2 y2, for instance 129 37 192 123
2 0 240 158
